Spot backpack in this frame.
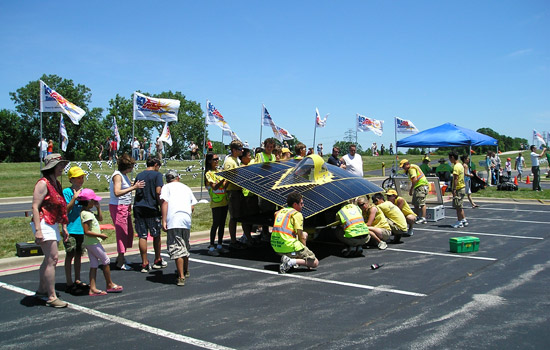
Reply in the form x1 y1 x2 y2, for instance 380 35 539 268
497 182 518 191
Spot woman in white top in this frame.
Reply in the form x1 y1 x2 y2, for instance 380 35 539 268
109 154 145 270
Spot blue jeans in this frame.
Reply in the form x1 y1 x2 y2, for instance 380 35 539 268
132 148 139 160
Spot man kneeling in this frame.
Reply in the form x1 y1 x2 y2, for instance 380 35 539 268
271 192 319 273
335 200 370 257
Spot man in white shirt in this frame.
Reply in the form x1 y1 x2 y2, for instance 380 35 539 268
132 137 140 160
161 170 198 286
38 138 48 161
340 144 364 177
530 145 547 191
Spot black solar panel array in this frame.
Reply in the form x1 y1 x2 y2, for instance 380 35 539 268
217 159 383 218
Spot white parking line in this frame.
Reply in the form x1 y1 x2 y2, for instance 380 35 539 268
386 248 497 261
0 281 235 350
415 227 544 240
181 255 426 297
452 217 549 225
443 206 549 213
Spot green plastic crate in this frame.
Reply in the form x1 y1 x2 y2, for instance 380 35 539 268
449 236 480 253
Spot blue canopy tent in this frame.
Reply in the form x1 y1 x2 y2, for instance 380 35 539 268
396 122 498 148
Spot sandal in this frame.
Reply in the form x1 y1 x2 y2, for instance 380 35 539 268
89 290 107 296
106 285 123 293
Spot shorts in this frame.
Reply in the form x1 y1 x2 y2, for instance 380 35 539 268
86 243 110 269
280 246 317 263
63 234 84 254
335 227 370 247
376 227 393 241
134 206 161 239
227 190 245 220
30 219 60 242
412 185 428 207
517 167 523 176
387 218 407 237
167 228 190 260
453 188 465 209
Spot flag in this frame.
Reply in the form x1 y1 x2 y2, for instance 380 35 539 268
395 117 419 134
39 80 86 125
113 116 121 150
315 108 328 128
230 130 241 142
206 100 226 124
262 104 275 127
534 129 546 145
133 92 180 122
158 122 173 146
59 115 68 152
271 124 294 142
357 114 384 136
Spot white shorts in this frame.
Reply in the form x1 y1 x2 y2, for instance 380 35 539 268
31 219 61 242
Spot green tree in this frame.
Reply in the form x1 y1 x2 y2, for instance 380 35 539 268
9 74 95 161
0 109 23 162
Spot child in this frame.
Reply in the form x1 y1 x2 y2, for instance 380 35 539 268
63 166 87 294
78 189 123 296
505 157 512 178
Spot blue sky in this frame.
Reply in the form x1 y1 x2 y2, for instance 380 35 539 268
1 1 548 150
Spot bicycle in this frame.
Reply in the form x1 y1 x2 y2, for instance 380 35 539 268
381 165 409 191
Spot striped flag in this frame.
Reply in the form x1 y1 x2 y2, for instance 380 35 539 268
59 115 68 152
40 80 86 125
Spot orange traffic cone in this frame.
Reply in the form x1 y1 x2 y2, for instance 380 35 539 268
514 176 518 185
526 175 530 184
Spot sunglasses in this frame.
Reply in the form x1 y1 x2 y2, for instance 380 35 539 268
212 158 219 161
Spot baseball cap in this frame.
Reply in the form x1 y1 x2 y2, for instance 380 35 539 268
399 159 409 168
281 147 291 154
507 157 511 161
77 188 102 202
68 166 85 179
386 189 398 197
165 170 179 182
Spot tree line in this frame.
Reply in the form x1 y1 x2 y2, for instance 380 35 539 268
0 74 206 162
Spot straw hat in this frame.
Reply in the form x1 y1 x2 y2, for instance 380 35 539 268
42 153 69 171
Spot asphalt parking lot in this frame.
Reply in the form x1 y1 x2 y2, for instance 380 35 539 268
1 200 549 349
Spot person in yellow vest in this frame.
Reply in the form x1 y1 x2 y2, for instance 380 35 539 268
222 140 247 250
271 192 319 273
335 200 370 257
255 138 277 241
386 189 417 237
357 196 389 250
400 159 429 224
204 153 229 256
371 192 408 243
294 142 307 160
449 151 468 228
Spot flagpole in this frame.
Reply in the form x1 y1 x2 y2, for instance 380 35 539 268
394 117 398 171
59 113 62 155
259 104 263 146
39 111 43 169
312 116 317 151
200 100 209 200
355 114 358 145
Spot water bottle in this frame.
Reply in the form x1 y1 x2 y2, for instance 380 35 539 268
371 263 383 270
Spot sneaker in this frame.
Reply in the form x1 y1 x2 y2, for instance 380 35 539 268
341 246 353 257
415 217 427 224
378 241 387 250
461 219 469 227
176 277 186 286
140 264 151 273
208 247 220 256
152 259 167 269
279 255 292 274
403 228 414 237
119 263 133 271
184 270 190 278
46 298 68 308
452 221 464 228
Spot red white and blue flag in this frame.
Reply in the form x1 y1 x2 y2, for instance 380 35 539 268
395 117 419 134
59 115 68 152
315 108 329 128
206 100 233 134
357 114 383 136
113 116 121 150
133 92 180 122
533 129 546 145
262 104 294 141
262 104 275 127
40 80 86 125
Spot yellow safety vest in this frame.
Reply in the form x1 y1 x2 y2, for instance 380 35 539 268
408 164 429 188
270 208 305 253
337 204 369 238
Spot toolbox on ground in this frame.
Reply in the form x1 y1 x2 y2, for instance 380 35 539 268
449 236 480 253
16 242 44 257
426 205 445 222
